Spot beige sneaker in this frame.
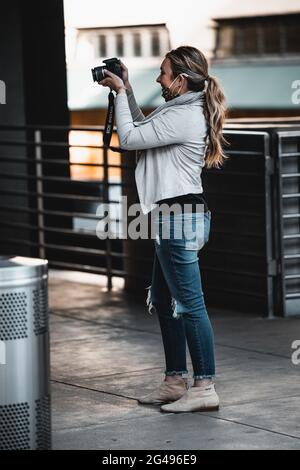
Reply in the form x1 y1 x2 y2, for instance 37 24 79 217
160 383 219 413
137 376 188 405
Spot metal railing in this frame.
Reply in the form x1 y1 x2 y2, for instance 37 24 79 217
1 123 299 316
0 124 136 290
276 130 300 316
201 129 276 317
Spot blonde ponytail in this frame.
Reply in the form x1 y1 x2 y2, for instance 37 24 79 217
204 75 229 169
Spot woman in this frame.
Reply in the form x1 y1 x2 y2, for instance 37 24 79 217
99 45 228 413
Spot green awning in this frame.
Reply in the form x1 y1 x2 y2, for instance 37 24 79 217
211 62 300 109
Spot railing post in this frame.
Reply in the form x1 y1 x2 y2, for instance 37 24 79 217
103 144 112 291
34 129 45 259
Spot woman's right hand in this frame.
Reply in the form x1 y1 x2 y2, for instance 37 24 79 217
120 61 132 92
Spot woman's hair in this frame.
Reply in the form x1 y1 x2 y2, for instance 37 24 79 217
165 46 229 169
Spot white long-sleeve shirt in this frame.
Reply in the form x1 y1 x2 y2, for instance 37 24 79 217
115 88 208 214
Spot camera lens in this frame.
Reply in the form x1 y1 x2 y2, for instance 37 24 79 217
91 66 105 82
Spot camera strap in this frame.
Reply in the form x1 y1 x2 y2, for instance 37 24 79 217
103 89 126 153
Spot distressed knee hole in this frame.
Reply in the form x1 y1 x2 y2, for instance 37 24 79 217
145 285 157 315
171 297 184 319
171 297 193 319
145 285 187 319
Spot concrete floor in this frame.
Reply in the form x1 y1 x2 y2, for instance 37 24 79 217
49 271 300 450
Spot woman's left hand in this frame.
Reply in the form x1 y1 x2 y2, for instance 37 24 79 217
98 69 126 93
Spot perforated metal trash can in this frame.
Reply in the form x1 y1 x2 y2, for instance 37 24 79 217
0 255 51 450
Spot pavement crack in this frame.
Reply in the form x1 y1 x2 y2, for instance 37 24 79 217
196 414 300 442
215 342 290 360
50 309 158 336
51 378 140 402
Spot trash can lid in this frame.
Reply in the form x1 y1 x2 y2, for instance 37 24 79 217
0 255 48 282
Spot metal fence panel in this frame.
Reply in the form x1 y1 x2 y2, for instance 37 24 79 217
277 131 300 316
1 124 299 317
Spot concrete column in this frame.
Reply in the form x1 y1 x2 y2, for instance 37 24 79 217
142 30 152 57
107 34 116 58
124 31 134 58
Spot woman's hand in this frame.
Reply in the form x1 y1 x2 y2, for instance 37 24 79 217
120 60 129 87
98 69 126 94
120 61 133 94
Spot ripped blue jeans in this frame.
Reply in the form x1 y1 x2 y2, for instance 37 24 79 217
146 210 216 380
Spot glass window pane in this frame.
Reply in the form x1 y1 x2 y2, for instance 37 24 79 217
116 34 124 57
242 26 259 54
98 35 106 57
285 24 300 53
216 26 235 58
151 31 160 57
133 33 141 56
233 27 244 55
262 23 281 54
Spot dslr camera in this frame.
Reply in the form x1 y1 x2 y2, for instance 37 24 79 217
91 57 122 82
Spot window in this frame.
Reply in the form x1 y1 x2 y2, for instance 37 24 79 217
214 14 300 59
262 24 281 54
217 26 235 59
151 31 160 57
242 26 259 55
285 24 300 53
116 34 124 57
98 35 106 57
133 32 141 56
